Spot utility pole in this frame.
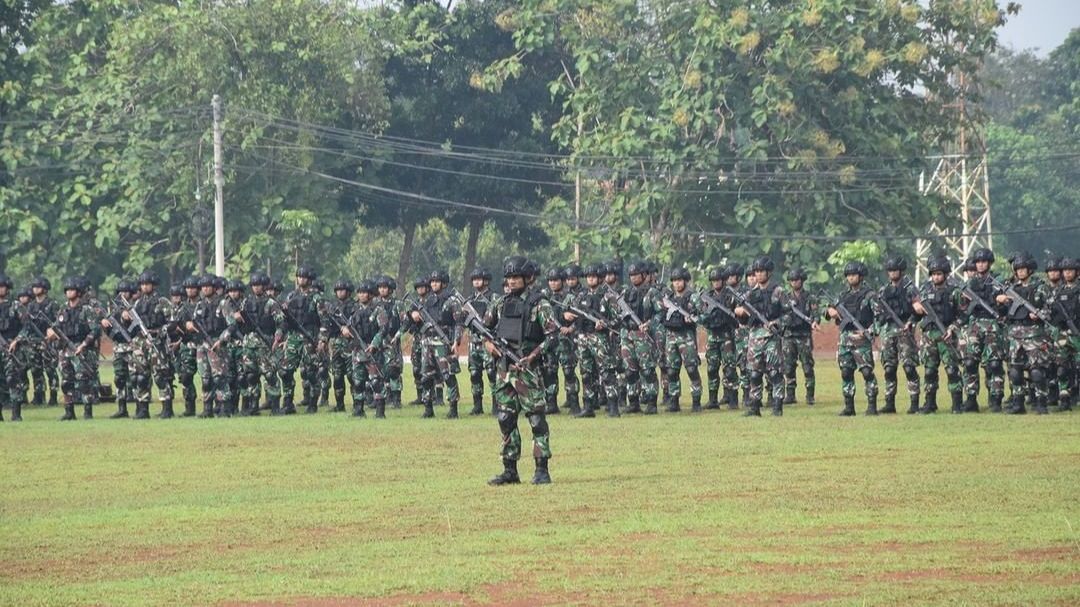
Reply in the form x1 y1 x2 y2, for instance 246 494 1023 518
573 114 583 264
915 71 992 284
212 94 225 276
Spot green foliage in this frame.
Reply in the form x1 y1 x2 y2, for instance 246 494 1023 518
827 240 882 279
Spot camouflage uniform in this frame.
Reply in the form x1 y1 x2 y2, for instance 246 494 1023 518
872 280 920 413
540 286 579 414
701 287 738 409
1046 278 1079 410
322 295 357 412
273 287 322 414
0 292 28 421
172 297 200 416
618 281 658 413
571 283 620 417
102 294 137 417
346 300 390 417
915 280 964 413
188 294 234 416
128 291 175 418
417 287 461 417
1000 274 1051 414
832 284 879 414
959 273 1006 411
53 299 101 419
236 291 279 414
740 281 785 415
403 290 426 404
81 292 107 407
465 288 497 414
781 288 819 405
376 293 406 407
655 288 702 410
26 296 59 405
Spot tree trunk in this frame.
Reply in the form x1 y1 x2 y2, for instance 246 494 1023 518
397 220 417 290
196 236 206 275
462 217 483 288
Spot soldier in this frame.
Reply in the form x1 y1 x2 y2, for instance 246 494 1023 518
405 277 429 405
912 257 964 414
734 266 754 407
604 261 629 409
409 270 461 419
995 252 1051 414
1050 257 1079 411
565 264 620 418
827 262 879 416
655 267 702 412
375 275 405 408
235 273 278 415
220 281 248 415
321 279 356 413
701 267 732 409
619 261 658 414
186 274 232 417
125 271 174 419
465 268 496 415
1043 258 1064 410
718 264 743 409
873 257 920 414
341 280 390 418
484 256 560 486
0 273 28 421
168 284 184 307
959 248 1006 412
100 281 137 418
734 258 785 416
27 276 59 407
781 268 819 406
263 278 286 409
541 268 578 414
173 276 201 416
564 263 583 295
273 266 323 415
47 278 100 420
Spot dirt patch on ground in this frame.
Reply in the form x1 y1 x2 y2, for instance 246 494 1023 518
1012 545 1080 563
713 592 844 606
878 568 1080 586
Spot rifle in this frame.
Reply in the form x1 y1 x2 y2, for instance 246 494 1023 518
116 297 169 360
1050 296 1080 336
723 286 778 333
913 289 962 359
821 289 868 334
660 294 698 324
269 294 318 344
329 309 383 378
948 276 1001 320
989 277 1050 323
611 291 658 346
453 293 537 378
30 309 85 355
870 287 909 331
104 304 135 344
413 296 454 345
699 290 738 320
549 297 608 329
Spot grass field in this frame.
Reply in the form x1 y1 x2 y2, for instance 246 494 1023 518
1 361 1078 607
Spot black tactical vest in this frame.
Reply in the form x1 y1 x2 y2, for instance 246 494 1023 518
966 275 1000 320
56 304 89 343
920 285 958 329
242 294 277 336
194 296 226 336
662 291 695 331
134 295 168 330
838 286 874 332
0 301 18 338
496 291 544 347
880 283 914 323
1004 280 1042 324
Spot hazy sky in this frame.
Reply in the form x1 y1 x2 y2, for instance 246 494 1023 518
997 0 1079 55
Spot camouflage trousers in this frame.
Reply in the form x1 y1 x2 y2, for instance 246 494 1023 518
384 339 404 401
837 331 878 399
493 357 550 461
112 343 133 402
746 327 783 404
328 337 354 406
130 336 174 405
620 329 657 404
27 338 58 402
878 326 919 399
704 330 738 397
239 335 280 401
0 345 29 408
654 324 669 396
1050 330 1079 401
420 337 459 406
781 332 815 397
279 333 319 406
468 338 496 401
59 346 97 405
197 342 234 408
543 334 579 407
1005 323 1051 402
350 347 386 406
961 318 1005 400
576 332 617 408
409 335 424 398
315 346 330 405
920 329 961 397
173 342 198 408
736 326 750 391
664 328 701 399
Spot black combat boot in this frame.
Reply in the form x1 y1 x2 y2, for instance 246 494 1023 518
181 396 196 417
726 389 739 410
606 396 621 418
407 396 422 406
304 400 318 414
59 397 76 421
268 395 281 416
625 396 642 414
421 402 435 418
111 399 130 419
390 389 402 409
643 398 658 415
920 392 938 414
963 396 980 413
471 395 485 416
880 395 897 414
770 395 783 417
446 403 459 419
988 394 1003 413
805 387 815 405
198 398 214 418
950 392 964 414
157 400 174 419
488 458 521 486
1005 394 1026 415
666 396 681 413
532 457 552 485
784 386 796 405
374 399 386 419
743 400 762 417
545 402 561 415
574 401 595 418
1033 395 1049 415
567 398 582 416
691 393 702 413
10 402 22 422
1056 394 1074 412
706 388 720 410
863 396 877 416
838 396 856 417
134 401 150 420
32 389 44 406
281 395 297 415
435 387 445 406
907 394 920 415
0 405 4 421
82 402 93 420
47 389 57 406
741 387 751 408
352 400 366 417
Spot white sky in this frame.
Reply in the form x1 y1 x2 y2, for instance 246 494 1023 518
996 0 1079 55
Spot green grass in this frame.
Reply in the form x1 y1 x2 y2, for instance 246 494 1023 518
1 362 1078 606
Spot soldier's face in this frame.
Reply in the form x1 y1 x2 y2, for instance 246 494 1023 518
252 285 264 296
845 274 861 287
185 287 199 299
296 276 310 288
228 290 242 300
0 286 7 298
976 260 990 274
201 285 214 297
1047 270 1061 282
358 292 371 304
605 273 617 285
630 273 645 286
1015 268 1031 280
416 286 428 297
790 279 803 290
754 270 769 284
472 278 484 290
65 288 79 301
140 283 154 294
672 278 686 292
887 270 901 281
746 275 757 286
547 279 562 291
32 287 44 297
932 271 946 285
378 286 390 298
726 276 739 287
507 276 525 291
586 275 600 288
430 280 443 293
710 279 722 290
566 277 579 288
1063 269 1077 282
336 289 349 301
171 295 181 304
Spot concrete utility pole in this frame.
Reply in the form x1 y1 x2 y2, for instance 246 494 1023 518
915 71 992 283
212 94 226 276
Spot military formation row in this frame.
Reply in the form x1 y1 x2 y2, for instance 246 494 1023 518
0 250 1077 424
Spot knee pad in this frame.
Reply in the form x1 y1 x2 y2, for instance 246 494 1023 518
1029 368 1045 384
667 368 681 382
496 408 517 430
883 365 898 381
964 362 979 376
749 370 764 383
1059 365 1074 381
860 367 875 382
840 368 855 383
903 364 916 377
988 361 1005 376
626 370 640 385
246 373 259 386
687 367 702 382
527 413 549 436
470 370 483 383
783 362 797 376
1008 366 1025 384
945 366 960 382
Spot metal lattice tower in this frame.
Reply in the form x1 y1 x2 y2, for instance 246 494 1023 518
915 71 992 283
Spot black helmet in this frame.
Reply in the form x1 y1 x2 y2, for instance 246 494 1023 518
138 271 160 285
927 256 952 274
750 256 774 273
271 278 285 292
388 277 398 291
723 263 742 278
182 275 200 290
213 276 227 290
249 272 270 287
357 280 376 294
115 281 129 295
1012 252 1037 271
670 267 691 281
963 258 976 272
646 260 659 274
708 267 725 282
883 256 907 272
843 261 867 277
413 277 427 289
226 280 245 292
117 280 136 294
30 276 50 290
375 275 392 289
628 261 648 277
0 274 12 289
583 263 604 277
169 284 184 297
545 268 565 281
564 263 583 278
469 267 487 281
972 248 995 263
62 277 83 293
787 267 808 281
333 279 354 292
198 274 216 288
313 279 326 292
503 256 529 278
1046 257 1063 272
1060 257 1079 271
429 269 450 284
295 265 317 280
